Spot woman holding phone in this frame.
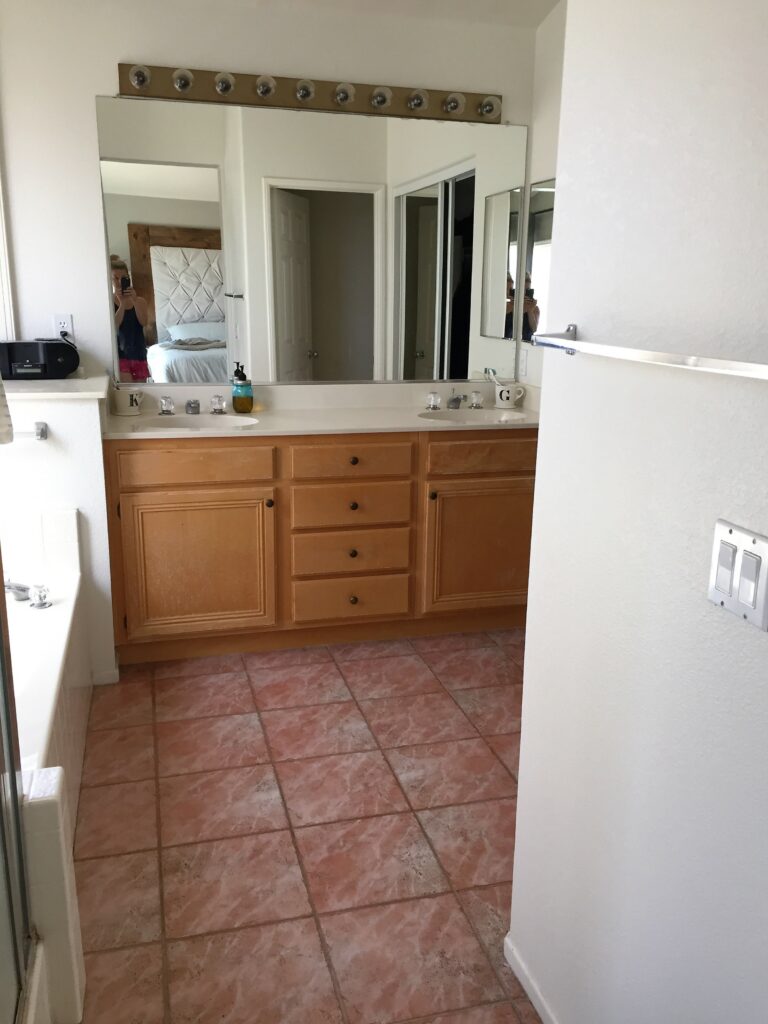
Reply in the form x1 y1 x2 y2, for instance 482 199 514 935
110 255 150 382
505 271 540 341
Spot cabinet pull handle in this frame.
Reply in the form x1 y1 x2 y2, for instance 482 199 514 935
350 456 359 465
349 595 359 605
349 549 359 558
349 501 359 510
265 498 275 508
429 491 438 500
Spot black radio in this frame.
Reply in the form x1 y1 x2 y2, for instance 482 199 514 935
0 338 80 380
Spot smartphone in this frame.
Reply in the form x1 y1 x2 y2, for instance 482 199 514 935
525 287 535 299
120 275 131 293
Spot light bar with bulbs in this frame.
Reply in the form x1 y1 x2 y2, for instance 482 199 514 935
118 64 503 124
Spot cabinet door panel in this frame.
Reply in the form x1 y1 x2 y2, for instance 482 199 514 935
423 477 534 613
120 487 276 639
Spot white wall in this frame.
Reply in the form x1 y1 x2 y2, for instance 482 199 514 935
510 2 768 1022
103 194 221 273
0 0 535 375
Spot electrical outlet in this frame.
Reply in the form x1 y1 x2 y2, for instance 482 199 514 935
53 314 73 340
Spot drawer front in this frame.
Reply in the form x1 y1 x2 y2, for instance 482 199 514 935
115 445 276 489
292 574 410 623
290 441 413 479
291 481 412 529
292 527 411 577
426 437 537 476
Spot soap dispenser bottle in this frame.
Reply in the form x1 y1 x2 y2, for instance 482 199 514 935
231 362 254 414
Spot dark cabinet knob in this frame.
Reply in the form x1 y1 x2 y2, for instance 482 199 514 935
350 456 359 465
349 549 359 558
429 491 438 501
349 501 359 510
265 498 275 508
349 595 359 605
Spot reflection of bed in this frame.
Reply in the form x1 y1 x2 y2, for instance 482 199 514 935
127 223 229 383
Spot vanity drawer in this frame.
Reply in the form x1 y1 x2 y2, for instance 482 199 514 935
292 573 410 623
290 441 413 480
292 527 411 577
291 481 412 529
426 436 538 477
115 445 276 489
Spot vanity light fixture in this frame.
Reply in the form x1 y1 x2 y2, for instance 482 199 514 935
296 79 315 102
214 72 236 96
128 64 151 90
172 68 194 93
407 89 429 112
478 95 501 119
117 64 502 124
370 86 392 109
334 82 355 106
443 92 466 115
255 75 276 98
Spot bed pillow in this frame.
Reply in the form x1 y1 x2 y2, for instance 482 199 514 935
167 321 227 342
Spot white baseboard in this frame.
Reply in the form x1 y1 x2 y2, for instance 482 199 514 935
92 667 119 685
504 932 559 1024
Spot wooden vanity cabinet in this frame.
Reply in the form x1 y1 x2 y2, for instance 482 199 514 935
104 428 537 658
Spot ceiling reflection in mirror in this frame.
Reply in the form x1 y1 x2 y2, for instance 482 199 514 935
96 97 527 384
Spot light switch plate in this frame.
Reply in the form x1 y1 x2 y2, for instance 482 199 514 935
708 519 768 630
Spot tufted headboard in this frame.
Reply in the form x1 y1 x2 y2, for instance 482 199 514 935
150 245 225 342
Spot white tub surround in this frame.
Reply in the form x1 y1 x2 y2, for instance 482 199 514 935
21 768 85 1024
1 375 117 684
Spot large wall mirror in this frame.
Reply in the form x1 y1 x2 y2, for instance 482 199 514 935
96 97 527 385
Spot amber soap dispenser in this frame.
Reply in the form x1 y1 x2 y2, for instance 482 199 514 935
231 362 254 414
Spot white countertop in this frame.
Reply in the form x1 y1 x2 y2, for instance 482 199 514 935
103 405 540 439
3 374 109 401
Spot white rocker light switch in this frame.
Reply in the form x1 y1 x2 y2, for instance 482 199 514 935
709 520 768 630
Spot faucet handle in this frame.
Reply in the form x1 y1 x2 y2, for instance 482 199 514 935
159 395 175 415
426 392 441 411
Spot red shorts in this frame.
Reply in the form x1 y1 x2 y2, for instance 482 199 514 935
119 358 150 382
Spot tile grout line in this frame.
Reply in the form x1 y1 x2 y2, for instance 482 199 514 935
148 667 174 1024
325 645 519 1013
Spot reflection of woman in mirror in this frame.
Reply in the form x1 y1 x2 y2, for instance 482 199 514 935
111 255 150 382
505 272 540 341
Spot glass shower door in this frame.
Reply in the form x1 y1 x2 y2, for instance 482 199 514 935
0 542 30 1023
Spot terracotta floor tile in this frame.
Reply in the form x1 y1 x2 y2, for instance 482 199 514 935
75 780 157 859
452 686 523 736
512 999 544 1023
458 884 524 997
486 734 521 777
244 645 332 671
162 831 310 937
411 632 495 654
154 653 245 680
88 681 153 731
82 725 155 786
248 661 351 710
321 894 503 1024
276 750 407 826
83 944 164 1024
331 638 414 662
157 713 267 777
488 629 525 646
418 799 517 889
360 691 476 748
339 653 441 700
75 852 161 951
423 647 523 691
419 1007 519 1024
261 701 375 761
386 738 517 809
159 765 287 846
154 671 255 722
167 918 342 1024
296 812 447 912
117 663 155 685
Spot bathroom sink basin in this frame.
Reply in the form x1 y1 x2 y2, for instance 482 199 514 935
418 408 526 426
131 414 260 430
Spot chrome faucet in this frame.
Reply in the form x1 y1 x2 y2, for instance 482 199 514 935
4 579 30 601
446 390 467 410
